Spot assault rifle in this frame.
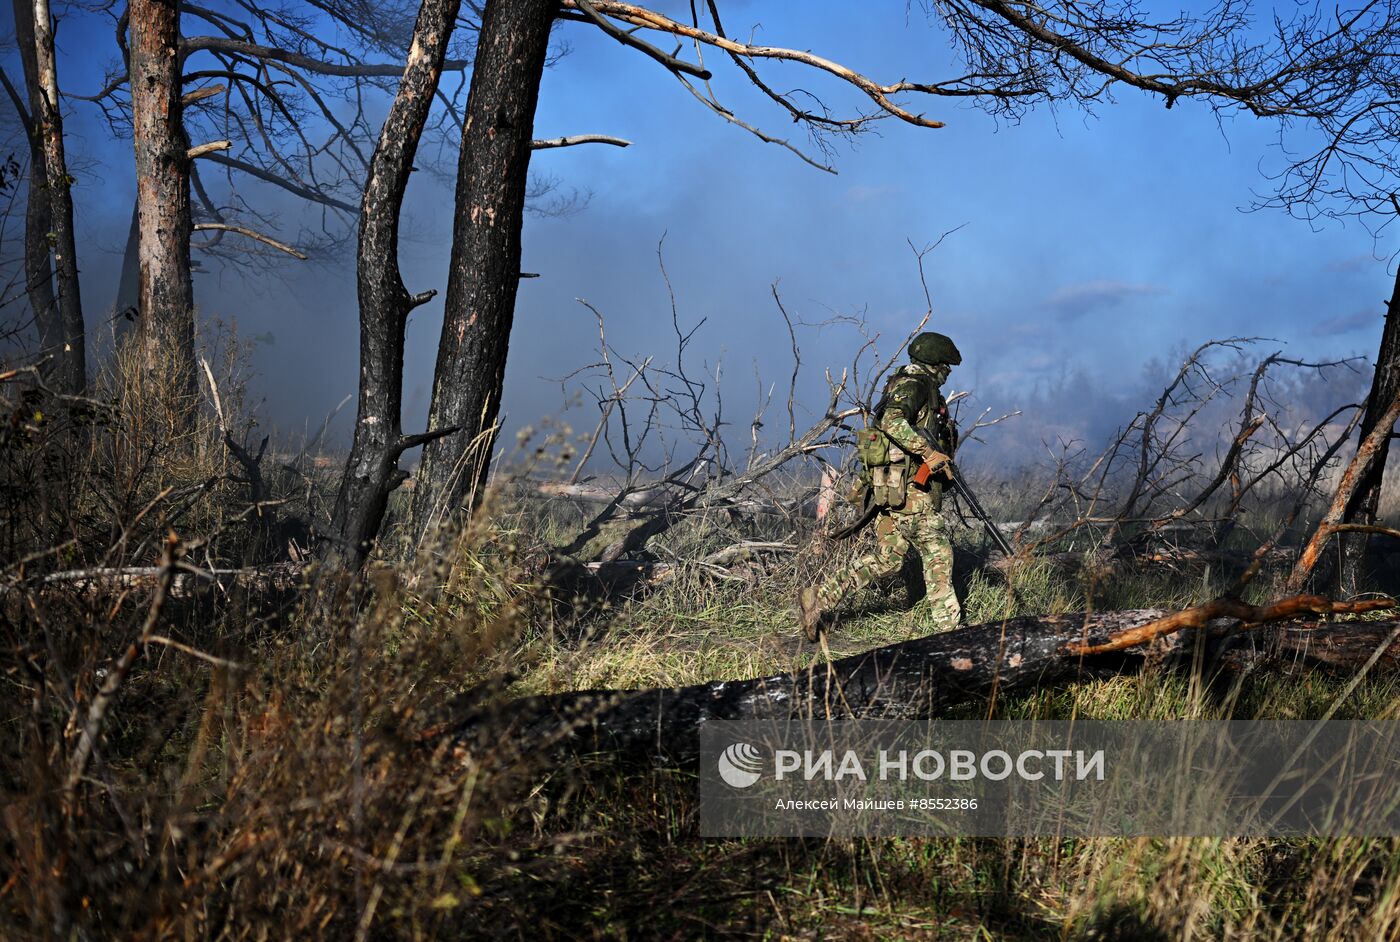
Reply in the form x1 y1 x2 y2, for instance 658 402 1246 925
911 429 1016 557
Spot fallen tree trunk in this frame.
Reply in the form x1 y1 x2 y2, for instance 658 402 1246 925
1221 621 1400 674
534 481 817 517
456 603 1398 763
8 563 304 599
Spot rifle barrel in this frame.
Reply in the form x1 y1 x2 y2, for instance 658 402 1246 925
950 466 1015 557
912 426 1016 556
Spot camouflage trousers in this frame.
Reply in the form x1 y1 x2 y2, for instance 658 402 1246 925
815 489 960 632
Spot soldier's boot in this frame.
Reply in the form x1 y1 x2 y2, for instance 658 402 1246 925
797 587 828 642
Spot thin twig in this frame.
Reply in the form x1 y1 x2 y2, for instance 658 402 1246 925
66 534 181 795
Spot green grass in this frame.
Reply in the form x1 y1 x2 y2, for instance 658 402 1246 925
6 463 1400 939
438 499 1400 941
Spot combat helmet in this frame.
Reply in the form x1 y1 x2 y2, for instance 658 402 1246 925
908 331 961 367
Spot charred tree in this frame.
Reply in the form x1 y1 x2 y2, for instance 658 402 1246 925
1340 267 1400 592
23 0 86 394
128 0 196 402
455 599 1397 762
409 0 555 542
324 0 465 568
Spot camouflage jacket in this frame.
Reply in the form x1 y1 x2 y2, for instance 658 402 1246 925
877 365 955 466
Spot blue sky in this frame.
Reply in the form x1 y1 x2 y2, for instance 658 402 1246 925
8 0 1391 460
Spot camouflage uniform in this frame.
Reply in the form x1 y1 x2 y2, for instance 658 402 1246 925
803 348 962 637
813 483 959 632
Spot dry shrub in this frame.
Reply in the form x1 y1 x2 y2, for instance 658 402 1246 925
0 324 281 572
0 508 546 940
1 332 551 939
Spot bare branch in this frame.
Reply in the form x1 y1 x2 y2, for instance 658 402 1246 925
1066 594 1396 656
192 222 307 259
181 83 226 105
530 134 631 149
66 534 181 795
561 0 945 128
182 35 469 78
571 0 711 79
186 139 233 159
197 152 358 213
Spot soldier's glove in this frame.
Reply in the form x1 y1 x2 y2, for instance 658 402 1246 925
921 448 951 473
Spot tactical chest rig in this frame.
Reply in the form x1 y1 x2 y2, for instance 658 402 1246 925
856 367 955 508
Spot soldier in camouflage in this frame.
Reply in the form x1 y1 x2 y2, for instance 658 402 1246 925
799 331 963 641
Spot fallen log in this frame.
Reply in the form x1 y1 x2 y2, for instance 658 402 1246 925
6 562 305 599
1222 621 1400 674
534 480 817 517
1063 595 1394 655
456 599 1398 763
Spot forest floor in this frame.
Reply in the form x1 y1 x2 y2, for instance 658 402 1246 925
5 397 1400 939
447 499 1400 941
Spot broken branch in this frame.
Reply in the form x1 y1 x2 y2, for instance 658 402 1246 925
1065 594 1396 656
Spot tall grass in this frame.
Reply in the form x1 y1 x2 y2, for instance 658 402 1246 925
2 350 1399 939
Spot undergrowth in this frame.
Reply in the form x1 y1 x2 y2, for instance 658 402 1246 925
2 348 1399 940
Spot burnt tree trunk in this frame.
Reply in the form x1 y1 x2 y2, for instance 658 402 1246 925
25 0 86 394
11 0 57 383
129 0 196 405
456 611 1400 763
409 0 554 543
1340 265 1400 593
324 0 465 568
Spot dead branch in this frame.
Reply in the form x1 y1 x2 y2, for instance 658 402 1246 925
700 540 794 567
572 0 711 78
1285 390 1400 594
535 481 814 516
66 534 180 794
530 134 632 149
1324 522 1400 541
1065 594 1396 656
145 635 245 670
185 139 232 159
11 561 303 598
192 223 307 259
199 357 275 534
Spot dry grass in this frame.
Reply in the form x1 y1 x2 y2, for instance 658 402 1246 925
3 353 1400 939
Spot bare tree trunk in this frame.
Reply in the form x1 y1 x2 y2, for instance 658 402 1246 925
324 0 465 568
10 0 56 362
1340 265 1400 593
409 0 554 543
128 0 196 404
24 0 86 394
11 0 58 379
